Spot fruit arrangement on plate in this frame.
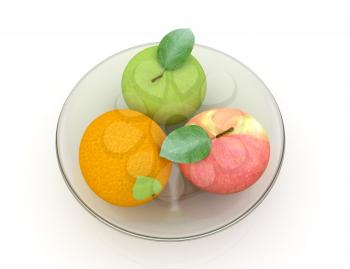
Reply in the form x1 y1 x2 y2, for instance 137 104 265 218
79 29 270 207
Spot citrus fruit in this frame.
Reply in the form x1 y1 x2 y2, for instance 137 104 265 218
122 46 206 125
79 109 172 206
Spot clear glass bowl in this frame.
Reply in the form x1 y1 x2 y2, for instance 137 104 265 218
56 44 285 241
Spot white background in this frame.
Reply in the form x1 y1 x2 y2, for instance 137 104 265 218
1 0 349 268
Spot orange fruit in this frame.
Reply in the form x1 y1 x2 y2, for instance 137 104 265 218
79 109 172 206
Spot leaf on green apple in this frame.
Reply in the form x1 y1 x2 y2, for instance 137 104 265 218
160 125 211 163
157 28 195 71
132 176 163 201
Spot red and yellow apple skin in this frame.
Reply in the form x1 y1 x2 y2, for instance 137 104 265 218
179 108 270 194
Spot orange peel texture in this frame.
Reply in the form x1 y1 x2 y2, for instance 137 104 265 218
79 109 172 206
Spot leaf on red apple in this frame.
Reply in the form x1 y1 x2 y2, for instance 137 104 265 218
157 28 195 71
132 176 163 200
160 125 211 163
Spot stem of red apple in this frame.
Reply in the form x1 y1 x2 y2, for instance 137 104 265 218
151 70 165 83
214 127 234 139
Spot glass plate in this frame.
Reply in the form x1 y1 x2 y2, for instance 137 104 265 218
56 44 285 241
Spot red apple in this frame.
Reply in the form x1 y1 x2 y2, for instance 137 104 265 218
179 108 270 194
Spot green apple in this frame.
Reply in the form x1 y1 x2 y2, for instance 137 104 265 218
122 46 206 125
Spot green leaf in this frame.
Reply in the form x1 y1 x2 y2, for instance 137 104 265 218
132 176 163 201
160 125 211 163
157 28 195 71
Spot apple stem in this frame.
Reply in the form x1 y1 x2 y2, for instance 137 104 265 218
151 70 165 83
214 127 234 139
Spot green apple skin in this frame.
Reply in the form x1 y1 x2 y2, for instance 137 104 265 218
122 46 206 125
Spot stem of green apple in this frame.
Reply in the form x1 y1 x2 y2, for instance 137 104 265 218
214 127 234 139
151 70 165 83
